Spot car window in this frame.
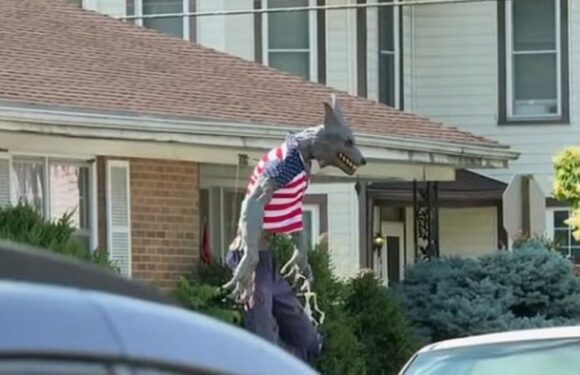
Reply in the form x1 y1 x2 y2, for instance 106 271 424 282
402 339 580 375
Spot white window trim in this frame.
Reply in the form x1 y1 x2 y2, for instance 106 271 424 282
134 0 191 41
546 207 578 261
262 0 318 82
505 0 562 121
303 203 320 249
9 153 96 249
377 1 401 109
0 152 11 206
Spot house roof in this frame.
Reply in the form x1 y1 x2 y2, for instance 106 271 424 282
0 0 505 150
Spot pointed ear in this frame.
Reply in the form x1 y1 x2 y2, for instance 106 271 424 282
323 101 338 129
324 94 347 129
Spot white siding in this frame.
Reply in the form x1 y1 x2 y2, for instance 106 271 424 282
439 207 498 258
402 206 497 264
402 5 415 111
225 0 254 61
366 0 379 100
326 0 358 93
84 0 126 17
308 182 359 279
406 1 580 197
197 0 228 53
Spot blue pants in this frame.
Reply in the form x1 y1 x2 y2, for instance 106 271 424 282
226 250 323 364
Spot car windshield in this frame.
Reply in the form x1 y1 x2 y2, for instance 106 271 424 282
402 338 580 375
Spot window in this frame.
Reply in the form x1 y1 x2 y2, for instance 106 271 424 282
551 209 580 263
499 0 569 124
203 185 323 260
222 189 245 247
10 157 93 250
134 0 194 41
378 0 399 107
264 0 317 81
303 204 320 250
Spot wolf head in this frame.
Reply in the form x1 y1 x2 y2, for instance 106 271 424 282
311 94 366 176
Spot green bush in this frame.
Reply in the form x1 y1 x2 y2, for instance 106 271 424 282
345 272 420 375
0 202 116 271
175 233 420 374
392 245 580 345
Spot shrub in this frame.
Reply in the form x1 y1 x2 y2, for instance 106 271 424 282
512 232 559 252
179 235 419 374
0 202 116 271
272 235 417 374
345 272 420 375
271 234 367 374
393 245 580 345
480 247 580 320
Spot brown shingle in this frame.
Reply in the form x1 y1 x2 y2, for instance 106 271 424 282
0 0 501 147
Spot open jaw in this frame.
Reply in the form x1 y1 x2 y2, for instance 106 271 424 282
337 152 358 175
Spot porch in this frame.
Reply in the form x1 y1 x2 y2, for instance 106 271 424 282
362 170 509 286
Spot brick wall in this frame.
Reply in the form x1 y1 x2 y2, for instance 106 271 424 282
97 157 200 289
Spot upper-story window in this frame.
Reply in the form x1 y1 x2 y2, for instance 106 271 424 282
132 0 195 41
499 0 569 124
378 0 400 108
263 0 318 81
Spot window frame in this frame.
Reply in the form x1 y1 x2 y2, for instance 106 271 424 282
498 0 569 125
134 0 193 41
546 207 579 263
261 0 319 82
303 203 321 250
377 0 401 109
9 153 98 251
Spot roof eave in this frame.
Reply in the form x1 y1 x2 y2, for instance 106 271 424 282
0 104 519 169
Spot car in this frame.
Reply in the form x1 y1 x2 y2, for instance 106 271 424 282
0 240 319 375
399 326 580 375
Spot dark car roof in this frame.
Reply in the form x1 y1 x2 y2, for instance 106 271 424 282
0 280 317 375
0 240 175 305
0 241 318 374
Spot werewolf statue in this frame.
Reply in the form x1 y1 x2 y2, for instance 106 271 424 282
223 94 366 364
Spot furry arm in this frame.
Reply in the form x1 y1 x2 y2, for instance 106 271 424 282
222 175 276 303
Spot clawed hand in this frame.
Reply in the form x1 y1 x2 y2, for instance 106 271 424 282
222 251 258 305
281 248 313 287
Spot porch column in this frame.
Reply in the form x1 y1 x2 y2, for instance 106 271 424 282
356 181 373 268
413 181 440 261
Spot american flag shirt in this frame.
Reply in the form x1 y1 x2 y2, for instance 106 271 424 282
246 135 311 234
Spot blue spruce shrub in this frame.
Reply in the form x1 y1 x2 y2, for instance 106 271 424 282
391 256 513 344
392 244 580 344
480 247 580 320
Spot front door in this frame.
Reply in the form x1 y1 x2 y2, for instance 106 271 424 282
374 221 404 287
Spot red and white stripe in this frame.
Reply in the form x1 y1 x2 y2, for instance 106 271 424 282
247 142 309 234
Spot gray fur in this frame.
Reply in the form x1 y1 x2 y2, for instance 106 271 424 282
223 95 366 304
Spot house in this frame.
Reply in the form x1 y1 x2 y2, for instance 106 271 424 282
0 0 516 289
81 0 577 279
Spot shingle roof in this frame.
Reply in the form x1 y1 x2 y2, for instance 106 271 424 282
0 0 502 148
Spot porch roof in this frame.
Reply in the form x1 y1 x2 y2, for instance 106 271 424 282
369 170 507 203
0 0 519 180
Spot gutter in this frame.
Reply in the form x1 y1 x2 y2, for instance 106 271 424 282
0 104 519 167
